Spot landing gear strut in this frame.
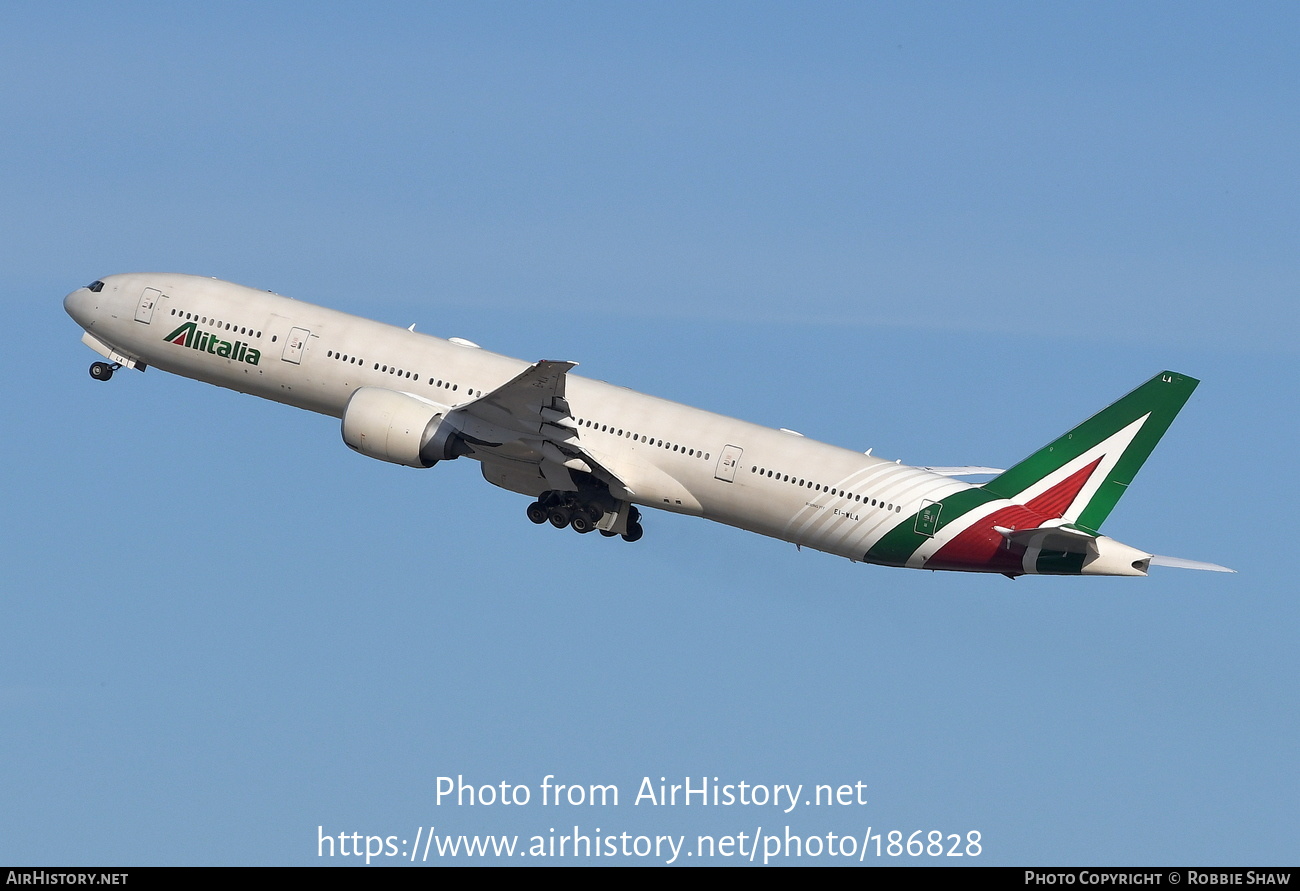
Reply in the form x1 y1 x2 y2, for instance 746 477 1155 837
89 361 118 381
525 491 643 542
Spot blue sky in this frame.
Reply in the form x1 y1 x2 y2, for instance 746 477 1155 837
3 2 1296 865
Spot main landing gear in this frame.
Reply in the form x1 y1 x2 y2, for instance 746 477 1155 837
89 361 119 381
526 491 644 542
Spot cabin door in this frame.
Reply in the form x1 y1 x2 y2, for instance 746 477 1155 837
715 444 743 482
914 500 942 537
134 287 160 324
282 327 310 364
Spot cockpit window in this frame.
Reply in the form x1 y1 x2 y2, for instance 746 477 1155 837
87 280 104 293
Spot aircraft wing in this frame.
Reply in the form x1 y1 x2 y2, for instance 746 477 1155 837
462 359 577 436
449 359 631 492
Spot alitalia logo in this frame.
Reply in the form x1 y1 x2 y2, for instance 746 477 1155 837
163 322 261 365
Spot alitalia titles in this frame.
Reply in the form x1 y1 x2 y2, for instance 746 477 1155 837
164 321 261 365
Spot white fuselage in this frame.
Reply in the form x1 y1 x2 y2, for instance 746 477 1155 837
65 273 968 564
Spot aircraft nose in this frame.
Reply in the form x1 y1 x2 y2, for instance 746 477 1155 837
64 285 92 326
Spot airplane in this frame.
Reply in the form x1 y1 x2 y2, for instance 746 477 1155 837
64 273 1232 578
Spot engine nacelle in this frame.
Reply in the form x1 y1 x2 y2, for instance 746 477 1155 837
340 387 464 468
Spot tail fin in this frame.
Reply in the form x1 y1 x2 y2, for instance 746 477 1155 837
982 371 1198 533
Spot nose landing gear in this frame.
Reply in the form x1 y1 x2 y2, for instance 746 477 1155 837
89 361 119 381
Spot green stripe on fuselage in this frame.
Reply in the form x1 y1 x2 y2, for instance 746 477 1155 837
865 371 1199 568
865 487 998 565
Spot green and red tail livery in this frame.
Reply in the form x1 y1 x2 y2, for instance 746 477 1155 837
982 371 1198 533
867 372 1207 576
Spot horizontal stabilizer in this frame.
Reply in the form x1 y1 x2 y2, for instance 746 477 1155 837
1148 554 1236 573
993 523 1096 555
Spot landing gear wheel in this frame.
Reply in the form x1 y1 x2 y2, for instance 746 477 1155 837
548 506 572 529
599 529 618 538
89 362 114 381
570 512 596 534
526 502 548 525
621 521 644 543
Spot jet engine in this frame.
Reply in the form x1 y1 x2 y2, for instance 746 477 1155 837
340 387 466 468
